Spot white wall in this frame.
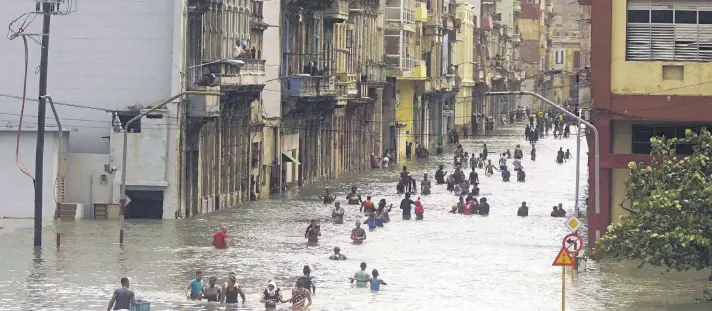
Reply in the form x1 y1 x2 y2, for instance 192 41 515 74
281 134 299 183
1 0 186 219
0 0 178 154
0 129 66 228
64 153 110 218
262 0 281 118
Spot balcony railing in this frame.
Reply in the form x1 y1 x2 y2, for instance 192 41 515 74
282 75 336 97
324 0 349 20
218 58 266 86
334 73 358 97
384 55 415 71
385 7 415 24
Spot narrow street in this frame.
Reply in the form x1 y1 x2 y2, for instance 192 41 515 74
0 124 707 311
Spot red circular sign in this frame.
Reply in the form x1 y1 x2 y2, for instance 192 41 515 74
562 233 583 255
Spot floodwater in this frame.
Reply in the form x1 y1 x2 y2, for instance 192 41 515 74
0 124 709 311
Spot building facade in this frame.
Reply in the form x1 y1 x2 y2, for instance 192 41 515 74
0 0 185 223
587 0 712 246
518 0 554 112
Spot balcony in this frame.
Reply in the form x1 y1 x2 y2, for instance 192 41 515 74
435 74 455 91
385 55 415 71
282 75 336 97
324 0 349 21
513 0 521 12
415 6 428 22
335 73 358 98
385 7 416 32
218 59 266 87
363 63 388 84
577 0 590 4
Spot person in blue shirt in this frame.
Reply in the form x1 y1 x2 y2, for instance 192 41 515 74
501 166 511 182
469 153 477 168
368 269 387 291
186 270 204 300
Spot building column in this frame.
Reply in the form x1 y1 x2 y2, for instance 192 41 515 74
374 88 384 157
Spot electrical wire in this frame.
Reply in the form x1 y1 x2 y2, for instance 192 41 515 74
7 13 38 182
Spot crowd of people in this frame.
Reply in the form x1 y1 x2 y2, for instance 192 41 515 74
106 113 579 311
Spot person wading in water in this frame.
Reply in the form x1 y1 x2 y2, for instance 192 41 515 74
351 221 366 243
400 193 415 220
298 265 316 294
332 202 345 224
260 280 282 310
349 262 370 288
284 279 312 310
421 174 432 195
329 246 347 260
213 225 228 249
107 277 136 311
304 220 321 244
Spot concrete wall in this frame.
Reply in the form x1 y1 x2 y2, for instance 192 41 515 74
281 133 299 184
0 0 180 154
0 129 66 229
395 80 415 161
64 153 110 219
262 0 281 118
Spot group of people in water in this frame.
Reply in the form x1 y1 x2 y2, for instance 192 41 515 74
106 119 580 311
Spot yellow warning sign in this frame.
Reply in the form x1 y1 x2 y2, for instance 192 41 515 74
565 215 582 232
552 247 574 266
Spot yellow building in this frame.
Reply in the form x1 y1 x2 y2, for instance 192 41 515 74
550 36 580 102
385 0 425 161
586 0 712 245
453 4 475 130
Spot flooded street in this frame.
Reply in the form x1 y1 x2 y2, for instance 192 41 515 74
0 124 709 311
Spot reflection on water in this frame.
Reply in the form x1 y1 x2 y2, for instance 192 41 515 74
0 125 709 311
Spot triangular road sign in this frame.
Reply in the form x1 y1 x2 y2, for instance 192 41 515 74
552 247 574 266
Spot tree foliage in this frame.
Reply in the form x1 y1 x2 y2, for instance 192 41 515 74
590 128 712 271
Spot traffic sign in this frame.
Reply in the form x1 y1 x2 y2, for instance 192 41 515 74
564 215 582 232
562 232 583 255
552 247 574 266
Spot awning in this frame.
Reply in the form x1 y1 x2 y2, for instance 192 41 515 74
282 152 300 165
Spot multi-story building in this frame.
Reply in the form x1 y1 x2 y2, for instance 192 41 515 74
384 0 426 161
181 0 267 216
577 3 591 118
419 0 459 149
550 35 580 103
452 3 476 137
280 0 384 186
518 0 549 112
0 1 191 224
587 0 712 246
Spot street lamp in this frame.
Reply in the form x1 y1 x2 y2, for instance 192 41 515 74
119 91 222 248
485 91 600 237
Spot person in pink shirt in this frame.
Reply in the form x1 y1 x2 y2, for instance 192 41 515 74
414 199 424 220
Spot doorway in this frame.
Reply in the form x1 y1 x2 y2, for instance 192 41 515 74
125 190 164 219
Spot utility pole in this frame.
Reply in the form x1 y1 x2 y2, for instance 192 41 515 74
34 1 53 247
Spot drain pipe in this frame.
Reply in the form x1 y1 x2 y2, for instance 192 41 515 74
41 95 65 249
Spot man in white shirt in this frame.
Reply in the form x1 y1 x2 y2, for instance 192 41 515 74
232 40 247 58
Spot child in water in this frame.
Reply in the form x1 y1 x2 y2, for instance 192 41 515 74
368 269 387 291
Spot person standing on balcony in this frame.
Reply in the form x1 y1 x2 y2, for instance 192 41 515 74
233 40 248 59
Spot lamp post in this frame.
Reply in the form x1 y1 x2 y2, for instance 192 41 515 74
485 91 600 234
119 91 221 248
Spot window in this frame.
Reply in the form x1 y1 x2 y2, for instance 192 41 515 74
555 50 565 64
631 124 712 155
626 0 712 61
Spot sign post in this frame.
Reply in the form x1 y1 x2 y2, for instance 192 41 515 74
553 247 574 310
